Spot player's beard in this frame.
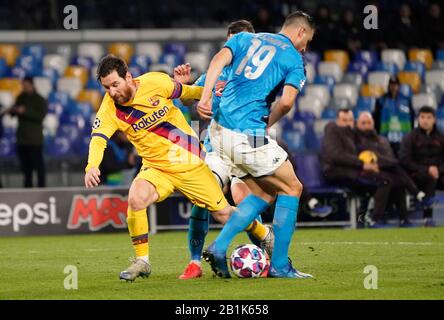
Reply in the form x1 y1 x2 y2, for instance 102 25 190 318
112 86 133 104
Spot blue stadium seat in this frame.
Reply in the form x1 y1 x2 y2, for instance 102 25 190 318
294 153 326 188
9 65 26 79
128 64 143 77
47 102 64 117
437 107 444 132
304 51 320 69
0 58 9 77
347 60 369 78
42 68 60 87
404 61 426 80
281 120 306 153
356 96 376 112
0 137 15 158
86 78 104 94
74 101 94 119
21 44 45 61
71 56 95 70
45 136 73 158
15 54 43 77
131 54 152 72
313 75 336 93
159 52 184 68
372 61 399 77
163 43 187 57
48 91 71 106
321 107 336 120
399 84 413 99
73 133 91 156
437 49 444 61
354 50 379 69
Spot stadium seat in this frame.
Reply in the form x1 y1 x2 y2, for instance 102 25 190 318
77 89 102 112
77 43 105 63
56 44 73 59
409 49 434 70
0 44 19 66
128 64 143 77
149 63 173 75
422 83 442 105
399 84 413 99
48 90 71 106
86 78 104 93
43 114 59 137
33 77 52 99
360 84 385 98
314 119 329 138
304 84 330 108
412 93 437 112
109 42 134 63
164 43 187 58
325 50 349 72
333 84 359 106
356 96 376 112
437 49 444 61
136 42 162 63
0 58 8 77
432 60 444 70
159 52 184 68
347 61 369 78
47 102 64 117
354 50 378 69
2 114 17 129
425 70 444 91
0 90 15 109
297 96 323 118
372 61 399 77
331 97 351 109
314 75 336 93
9 65 26 79
304 51 320 68
305 63 315 83
46 136 73 158
321 107 336 120
57 77 83 98
342 72 364 87
318 62 343 82
15 54 43 76
185 52 209 74
130 54 152 72
71 56 95 70
64 65 88 86
0 136 15 158
0 78 22 97
21 44 45 62
404 61 426 80
194 42 215 56
42 68 60 87
294 153 326 188
381 49 406 70
367 71 390 91
398 71 421 93
43 54 68 75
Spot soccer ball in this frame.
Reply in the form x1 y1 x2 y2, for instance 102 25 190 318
230 244 268 278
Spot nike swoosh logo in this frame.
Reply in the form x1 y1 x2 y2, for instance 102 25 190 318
217 197 223 205
125 111 133 120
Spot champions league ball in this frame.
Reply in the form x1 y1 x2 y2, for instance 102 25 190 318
230 244 268 278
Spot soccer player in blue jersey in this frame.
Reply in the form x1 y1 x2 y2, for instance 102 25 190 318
174 20 275 280
198 11 315 278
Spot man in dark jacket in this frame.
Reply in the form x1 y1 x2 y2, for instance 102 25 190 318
355 112 426 226
321 108 394 227
399 106 444 226
10 76 47 188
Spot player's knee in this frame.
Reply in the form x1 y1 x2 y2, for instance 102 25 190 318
284 179 303 197
128 194 150 211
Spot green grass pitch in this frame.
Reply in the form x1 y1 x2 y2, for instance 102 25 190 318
0 227 443 300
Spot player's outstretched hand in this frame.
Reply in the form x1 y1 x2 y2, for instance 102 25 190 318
173 63 191 84
85 167 101 188
197 98 213 120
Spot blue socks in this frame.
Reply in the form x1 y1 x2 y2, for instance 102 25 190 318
271 195 299 270
188 205 209 261
214 194 269 253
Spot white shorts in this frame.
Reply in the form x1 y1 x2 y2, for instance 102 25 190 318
208 121 288 178
205 151 231 188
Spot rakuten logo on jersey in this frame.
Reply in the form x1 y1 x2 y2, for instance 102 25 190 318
68 194 128 231
0 197 60 232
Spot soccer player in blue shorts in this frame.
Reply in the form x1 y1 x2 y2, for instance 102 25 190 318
173 20 274 279
198 11 316 278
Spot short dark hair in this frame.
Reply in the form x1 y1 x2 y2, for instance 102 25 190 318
23 76 34 85
337 108 352 118
96 54 128 81
283 11 315 30
227 20 255 36
418 106 436 117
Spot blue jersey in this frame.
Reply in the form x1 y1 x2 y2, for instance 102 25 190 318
195 67 231 152
216 32 306 132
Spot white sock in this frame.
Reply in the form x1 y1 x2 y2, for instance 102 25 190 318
137 256 149 263
191 260 201 266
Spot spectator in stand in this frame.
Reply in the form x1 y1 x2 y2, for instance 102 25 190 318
9 76 47 188
321 108 394 227
374 76 414 157
422 2 444 52
355 112 427 227
390 3 422 50
399 106 444 227
335 8 363 56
